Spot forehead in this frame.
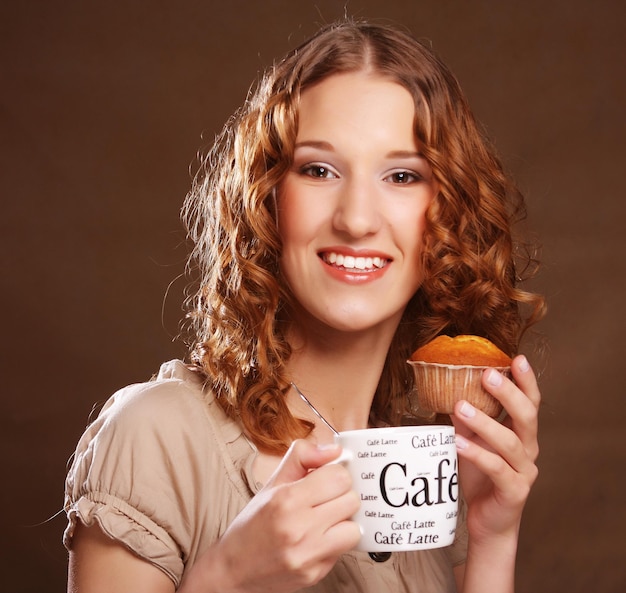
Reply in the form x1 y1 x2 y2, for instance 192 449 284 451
296 72 417 146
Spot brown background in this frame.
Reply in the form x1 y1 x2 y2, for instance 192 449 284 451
1 1 624 591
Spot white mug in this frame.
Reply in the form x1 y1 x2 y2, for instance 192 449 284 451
334 425 459 552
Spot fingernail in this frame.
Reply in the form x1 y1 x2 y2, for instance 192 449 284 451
317 443 340 451
518 355 530 373
459 401 476 418
455 434 469 450
486 368 503 387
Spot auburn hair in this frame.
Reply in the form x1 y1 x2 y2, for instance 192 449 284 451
182 19 546 453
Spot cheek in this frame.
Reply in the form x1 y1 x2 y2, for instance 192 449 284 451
393 201 429 252
276 184 297 245
277 202 305 243
276 180 325 244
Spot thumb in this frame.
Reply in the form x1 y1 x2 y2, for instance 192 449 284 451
267 439 342 487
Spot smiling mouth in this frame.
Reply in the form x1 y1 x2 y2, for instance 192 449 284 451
320 251 390 271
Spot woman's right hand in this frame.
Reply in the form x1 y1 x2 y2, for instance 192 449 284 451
180 440 361 593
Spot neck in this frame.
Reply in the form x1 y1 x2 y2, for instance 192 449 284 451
285 321 398 436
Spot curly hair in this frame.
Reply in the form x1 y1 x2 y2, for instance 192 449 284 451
182 19 546 454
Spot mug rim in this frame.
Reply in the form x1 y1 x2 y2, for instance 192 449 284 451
336 424 454 438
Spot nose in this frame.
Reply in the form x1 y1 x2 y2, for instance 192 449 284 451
332 177 382 238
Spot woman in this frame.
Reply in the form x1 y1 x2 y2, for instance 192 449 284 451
65 20 546 593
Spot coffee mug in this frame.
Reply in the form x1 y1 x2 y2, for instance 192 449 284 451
334 425 459 552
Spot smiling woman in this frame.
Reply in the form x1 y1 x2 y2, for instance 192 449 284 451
278 72 435 334
64 18 545 593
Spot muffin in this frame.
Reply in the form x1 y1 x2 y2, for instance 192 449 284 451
407 335 512 417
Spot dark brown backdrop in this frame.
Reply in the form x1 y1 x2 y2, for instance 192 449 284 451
1 1 624 591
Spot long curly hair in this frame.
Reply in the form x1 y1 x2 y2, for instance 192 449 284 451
182 19 546 454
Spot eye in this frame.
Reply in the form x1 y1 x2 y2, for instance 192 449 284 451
300 164 338 179
384 170 422 184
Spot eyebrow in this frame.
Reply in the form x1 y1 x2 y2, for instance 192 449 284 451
294 140 334 151
386 150 424 160
294 141 425 160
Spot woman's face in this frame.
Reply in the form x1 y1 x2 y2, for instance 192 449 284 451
277 71 437 336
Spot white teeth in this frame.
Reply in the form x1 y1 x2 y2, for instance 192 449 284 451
323 252 387 270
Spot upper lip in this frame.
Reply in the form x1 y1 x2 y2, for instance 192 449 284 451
318 246 392 260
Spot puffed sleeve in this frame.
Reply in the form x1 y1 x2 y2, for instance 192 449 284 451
64 364 233 586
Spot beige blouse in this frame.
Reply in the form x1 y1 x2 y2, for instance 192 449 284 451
64 360 467 591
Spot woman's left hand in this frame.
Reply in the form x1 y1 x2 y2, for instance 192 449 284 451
451 354 540 542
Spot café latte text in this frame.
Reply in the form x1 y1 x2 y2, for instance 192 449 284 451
379 459 459 508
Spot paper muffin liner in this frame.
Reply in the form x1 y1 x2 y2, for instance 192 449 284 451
407 361 511 418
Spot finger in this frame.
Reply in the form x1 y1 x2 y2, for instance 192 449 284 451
510 354 541 410
455 426 537 507
482 364 539 460
311 480 360 524
481 356 540 414
267 440 343 488
318 515 361 556
453 400 536 476
264 477 360 573
305 494 361 563
289 461 356 509
451 356 539 442
274 516 361 588
450 414 475 441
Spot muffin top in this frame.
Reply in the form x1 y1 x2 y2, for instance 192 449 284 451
410 335 512 367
